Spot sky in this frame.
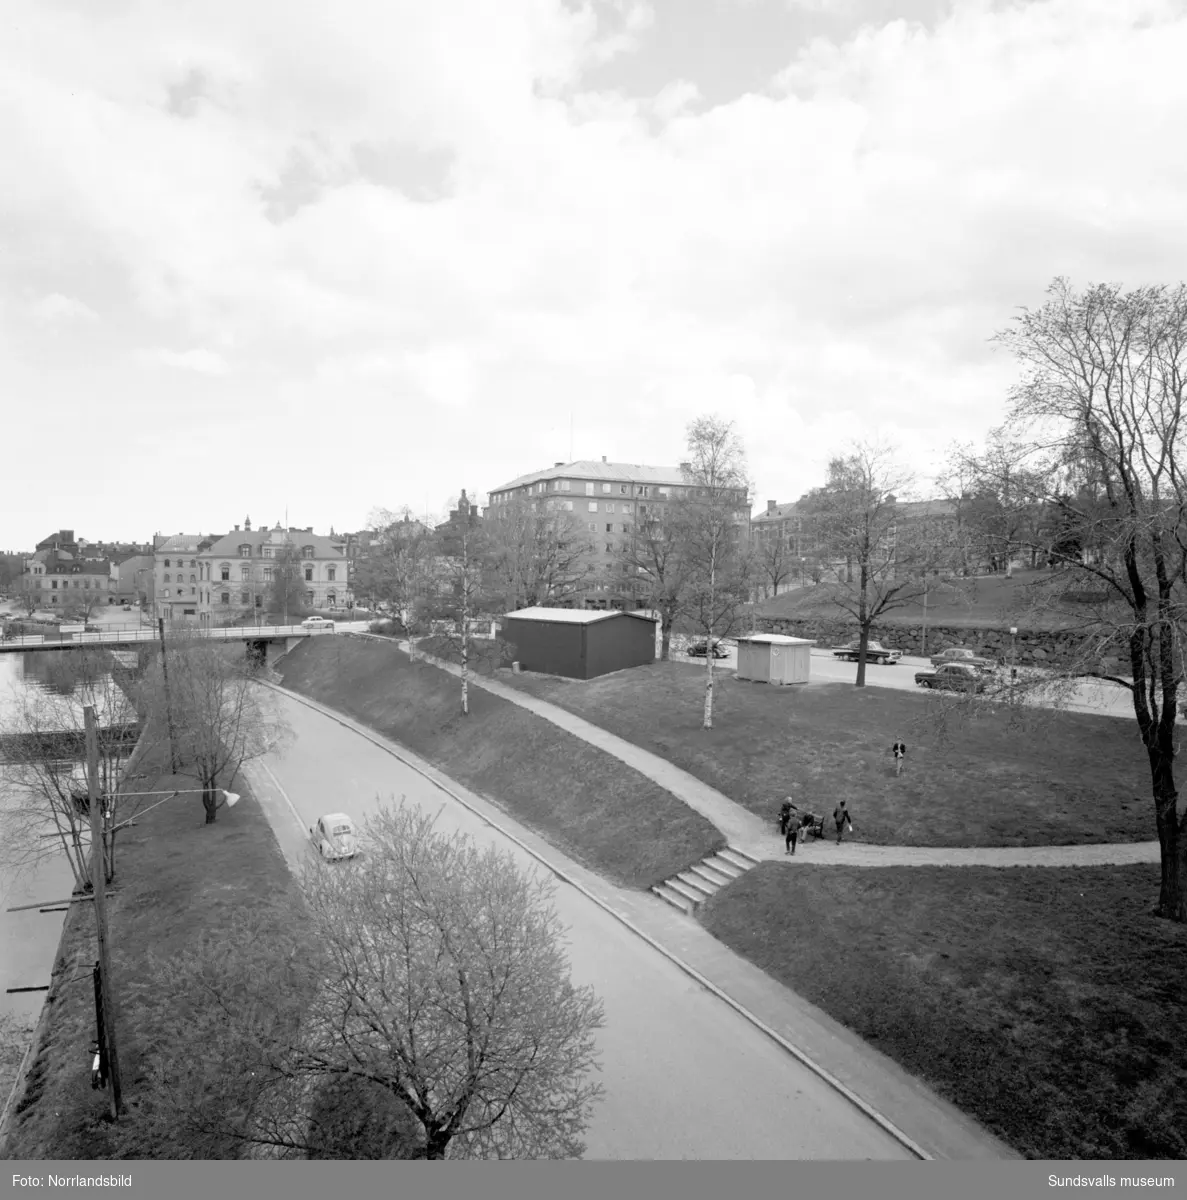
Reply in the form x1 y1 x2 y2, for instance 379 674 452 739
4 0 1187 550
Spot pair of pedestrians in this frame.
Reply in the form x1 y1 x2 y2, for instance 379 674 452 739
782 798 854 854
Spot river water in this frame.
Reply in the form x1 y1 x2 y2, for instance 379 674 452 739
0 650 134 1029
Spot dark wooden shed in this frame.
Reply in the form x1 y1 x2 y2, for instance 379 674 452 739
500 607 657 680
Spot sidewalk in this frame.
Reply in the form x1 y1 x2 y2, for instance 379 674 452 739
264 675 1018 1161
400 640 1155 870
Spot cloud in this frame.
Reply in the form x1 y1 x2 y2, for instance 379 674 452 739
139 347 229 375
2 0 1187 546
29 293 99 323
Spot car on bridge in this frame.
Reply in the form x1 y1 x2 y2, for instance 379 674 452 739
833 639 902 665
310 813 358 861
301 616 335 631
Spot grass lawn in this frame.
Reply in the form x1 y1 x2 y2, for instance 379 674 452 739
495 662 1151 847
699 862 1187 1160
755 569 1090 630
277 636 724 889
1 748 299 1159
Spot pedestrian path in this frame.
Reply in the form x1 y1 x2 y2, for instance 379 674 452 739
399 640 1159 871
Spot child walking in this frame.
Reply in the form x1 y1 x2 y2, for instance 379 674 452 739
891 740 906 777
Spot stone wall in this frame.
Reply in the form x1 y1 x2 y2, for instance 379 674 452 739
753 615 1120 670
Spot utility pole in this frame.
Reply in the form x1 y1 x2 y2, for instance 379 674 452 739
85 705 123 1119
158 618 179 772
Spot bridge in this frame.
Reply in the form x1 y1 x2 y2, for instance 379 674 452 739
0 622 370 654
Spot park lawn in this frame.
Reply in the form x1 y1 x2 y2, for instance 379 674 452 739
495 661 1151 847
277 636 724 889
2 747 297 1160
699 862 1187 1161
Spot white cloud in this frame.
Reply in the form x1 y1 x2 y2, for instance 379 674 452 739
139 347 229 375
29 293 98 323
2 0 1187 546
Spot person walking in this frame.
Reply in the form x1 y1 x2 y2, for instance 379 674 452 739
785 813 802 856
833 799 853 844
891 740 906 777
778 799 794 838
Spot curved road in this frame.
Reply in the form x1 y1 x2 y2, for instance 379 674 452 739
244 688 912 1161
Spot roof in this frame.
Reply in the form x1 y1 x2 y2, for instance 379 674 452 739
737 633 816 646
155 534 211 554
490 460 693 494
751 502 802 524
503 606 658 625
204 528 346 559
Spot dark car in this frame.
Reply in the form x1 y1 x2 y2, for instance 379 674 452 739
833 639 902 665
687 639 729 659
930 646 996 672
915 663 988 693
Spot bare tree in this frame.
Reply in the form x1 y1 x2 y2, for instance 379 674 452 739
613 504 692 661
988 276 1187 922
0 649 161 888
484 495 596 611
678 417 752 729
16 576 40 617
754 525 795 600
362 507 437 630
269 546 307 625
120 802 605 1159
140 637 291 823
807 441 933 686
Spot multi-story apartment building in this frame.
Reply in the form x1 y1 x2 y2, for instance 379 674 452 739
153 533 217 622
195 518 350 624
22 530 116 613
486 458 750 610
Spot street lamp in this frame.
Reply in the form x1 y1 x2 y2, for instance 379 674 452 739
1009 626 1018 705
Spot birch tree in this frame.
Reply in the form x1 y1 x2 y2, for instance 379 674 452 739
426 513 491 717
678 417 752 729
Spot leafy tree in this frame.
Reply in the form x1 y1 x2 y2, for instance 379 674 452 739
140 636 291 822
987 276 1187 922
806 441 933 686
677 416 753 729
120 804 605 1159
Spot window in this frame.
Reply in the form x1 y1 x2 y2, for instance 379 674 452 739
255 595 262 608
164 559 170 568
164 573 171 583
305 591 314 605
620 484 628 494
622 503 632 513
639 505 647 515
221 592 230 605
621 523 630 533
561 480 571 492
163 588 170 598
303 546 314 558
659 487 670 497
588 501 598 512
605 544 613 554
588 522 597 532
606 524 613 533
563 500 574 511
83 579 90 589
305 568 313 581
220 564 230 580
602 483 611 493
605 503 615 513
263 568 273 582
240 545 251 557
241 591 250 604
189 574 195 583
636 486 648 497
190 559 197 568
585 482 594 495
191 587 196 595
241 565 249 580
327 591 336 605
327 567 336 581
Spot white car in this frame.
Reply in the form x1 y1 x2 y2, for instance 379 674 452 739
301 616 335 631
310 813 358 861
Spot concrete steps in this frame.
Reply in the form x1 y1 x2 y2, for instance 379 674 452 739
650 845 761 915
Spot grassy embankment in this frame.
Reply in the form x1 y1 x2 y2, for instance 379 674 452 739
1 748 296 1160
701 862 1187 1160
495 660 1150 847
277 635 725 889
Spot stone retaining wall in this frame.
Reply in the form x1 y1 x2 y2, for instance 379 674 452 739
753 616 1121 670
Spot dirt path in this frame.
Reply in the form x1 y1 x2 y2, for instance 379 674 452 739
396 640 1157 869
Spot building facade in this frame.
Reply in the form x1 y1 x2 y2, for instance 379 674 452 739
153 533 216 623
196 518 351 624
23 530 115 613
485 457 750 610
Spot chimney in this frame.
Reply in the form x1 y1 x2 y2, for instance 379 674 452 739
234 524 240 532
602 455 606 463
554 462 564 468
767 500 777 513
679 461 691 472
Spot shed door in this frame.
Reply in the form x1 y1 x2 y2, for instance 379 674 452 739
771 643 786 683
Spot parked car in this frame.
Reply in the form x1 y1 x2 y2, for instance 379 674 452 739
915 663 988 693
687 639 729 659
301 616 335 631
833 639 902 665
930 646 996 672
310 813 358 861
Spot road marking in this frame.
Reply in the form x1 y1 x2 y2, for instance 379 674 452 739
250 759 308 838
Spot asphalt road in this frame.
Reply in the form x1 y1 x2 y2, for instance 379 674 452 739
244 690 913 1161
